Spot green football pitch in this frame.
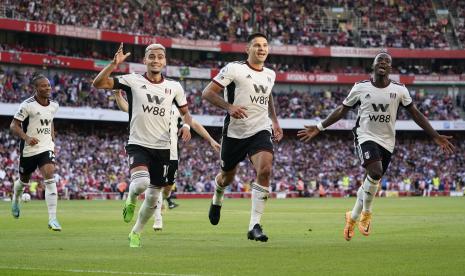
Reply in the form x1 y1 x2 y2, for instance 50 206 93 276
0 197 464 276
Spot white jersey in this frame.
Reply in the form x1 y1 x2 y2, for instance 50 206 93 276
212 61 275 139
14 96 59 157
343 80 413 153
169 106 183 160
114 73 188 149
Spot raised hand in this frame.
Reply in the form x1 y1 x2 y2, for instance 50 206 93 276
297 125 320 142
112 43 131 65
433 135 455 154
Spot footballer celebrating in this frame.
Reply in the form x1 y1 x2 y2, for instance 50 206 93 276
10 73 62 231
93 43 192 247
202 33 283 242
298 52 454 241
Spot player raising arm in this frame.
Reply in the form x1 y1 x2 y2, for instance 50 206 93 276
93 43 192 248
113 89 220 231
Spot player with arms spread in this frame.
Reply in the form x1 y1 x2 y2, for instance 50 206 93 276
202 33 283 242
93 43 192 247
298 52 454 241
10 73 61 231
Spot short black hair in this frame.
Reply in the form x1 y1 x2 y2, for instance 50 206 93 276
247 32 268 43
31 72 47 86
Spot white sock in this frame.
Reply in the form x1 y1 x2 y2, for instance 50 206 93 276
362 175 379 213
13 179 28 203
212 176 225 206
350 186 364 220
44 178 57 221
154 193 163 221
249 182 270 230
127 171 150 204
132 187 161 234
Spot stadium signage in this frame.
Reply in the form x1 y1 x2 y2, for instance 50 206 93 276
171 38 221 51
56 25 100 40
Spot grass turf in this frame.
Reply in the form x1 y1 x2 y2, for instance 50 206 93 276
0 197 464 275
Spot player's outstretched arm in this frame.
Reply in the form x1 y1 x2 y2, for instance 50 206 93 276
113 90 129 112
201 82 248 119
190 119 221 152
10 118 39 146
406 104 455 154
268 94 283 142
178 106 192 142
92 43 131 89
297 105 351 142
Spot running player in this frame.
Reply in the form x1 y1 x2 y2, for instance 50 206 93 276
297 52 454 241
92 43 192 247
113 90 220 231
202 33 283 242
10 73 62 231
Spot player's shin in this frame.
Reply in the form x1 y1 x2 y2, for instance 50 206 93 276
212 174 225 206
13 179 27 203
362 175 380 213
154 194 162 221
351 186 364 220
44 178 58 220
249 182 270 230
132 186 161 234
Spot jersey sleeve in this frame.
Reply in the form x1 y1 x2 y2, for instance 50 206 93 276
53 102 60 115
14 102 29 122
342 84 361 107
212 63 236 88
400 87 413 107
112 74 132 94
173 83 188 108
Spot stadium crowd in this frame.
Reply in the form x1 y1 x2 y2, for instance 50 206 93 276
0 127 463 199
3 0 457 48
446 0 465 47
1 67 464 120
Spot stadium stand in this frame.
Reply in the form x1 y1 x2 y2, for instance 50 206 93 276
0 126 463 199
1 0 463 48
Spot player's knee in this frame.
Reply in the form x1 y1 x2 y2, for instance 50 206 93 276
43 171 54 180
163 185 172 198
220 171 235 186
20 174 30 183
367 170 383 181
257 165 272 182
130 171 150 194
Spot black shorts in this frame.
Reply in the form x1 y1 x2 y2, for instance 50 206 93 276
166 160 178 185
125 144 170 186
19 150 55 176
355 141 392 174
220 130 273 171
